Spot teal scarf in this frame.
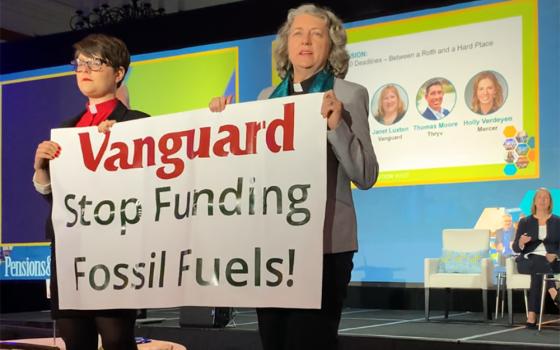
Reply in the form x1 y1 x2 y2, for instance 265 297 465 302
269 69 334 98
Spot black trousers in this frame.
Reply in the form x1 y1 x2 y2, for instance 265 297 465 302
57 315 137 350
516 254 560 313
257 251 354 350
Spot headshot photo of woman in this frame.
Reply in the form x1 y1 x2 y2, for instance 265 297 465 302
372 84 408 126
466 70 507 115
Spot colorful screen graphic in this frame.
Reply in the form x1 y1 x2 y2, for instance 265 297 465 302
126 48 238 115
342 1 538 186
1 0 558 284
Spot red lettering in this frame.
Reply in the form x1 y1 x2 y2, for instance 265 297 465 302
244 121 263 155
79 132 110 172
186 128 210 159
78 103 296 180
133 137 156 168
104 142 132 171
213 125 239 157
157 131 187 180
266 103 295 153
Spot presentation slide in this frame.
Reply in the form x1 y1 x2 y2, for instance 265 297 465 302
1 0 558 284
347 15 534 186
346 0 537 187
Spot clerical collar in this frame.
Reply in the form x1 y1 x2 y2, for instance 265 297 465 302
75 98 119 127
87 98 118 115
290 72 320 95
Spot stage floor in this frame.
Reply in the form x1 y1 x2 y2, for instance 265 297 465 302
1 308 558 349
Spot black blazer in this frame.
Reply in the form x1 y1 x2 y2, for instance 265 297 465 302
512 214 560 257
59 100 149 128
43 101 149 318
44 101 150 239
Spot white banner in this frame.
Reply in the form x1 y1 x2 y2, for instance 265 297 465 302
50 93 326 309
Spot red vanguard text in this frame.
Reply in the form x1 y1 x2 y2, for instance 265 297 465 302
77 103 296 180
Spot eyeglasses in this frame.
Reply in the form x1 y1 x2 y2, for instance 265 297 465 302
70 58 107 72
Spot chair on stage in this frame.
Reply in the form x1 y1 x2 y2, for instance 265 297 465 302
424 228 493 321
505 256 530 325
538 273 560 331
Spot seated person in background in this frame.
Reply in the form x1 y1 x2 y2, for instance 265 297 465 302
495 213 515 265
374 84 405 125
513 188 560 329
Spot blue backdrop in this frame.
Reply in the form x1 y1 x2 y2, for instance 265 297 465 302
1 0 558 283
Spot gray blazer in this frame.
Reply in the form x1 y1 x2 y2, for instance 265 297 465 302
259 78 379 254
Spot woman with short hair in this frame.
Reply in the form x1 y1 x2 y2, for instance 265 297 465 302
33 33 149 350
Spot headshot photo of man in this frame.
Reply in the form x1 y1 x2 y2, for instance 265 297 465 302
417 78 455 121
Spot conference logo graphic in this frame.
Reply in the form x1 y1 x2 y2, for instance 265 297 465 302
501 126 534 176
0 245 51 280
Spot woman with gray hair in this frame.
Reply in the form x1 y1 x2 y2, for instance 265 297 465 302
210 4 378 349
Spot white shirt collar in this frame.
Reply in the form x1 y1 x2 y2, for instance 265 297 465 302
428 106 446 120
